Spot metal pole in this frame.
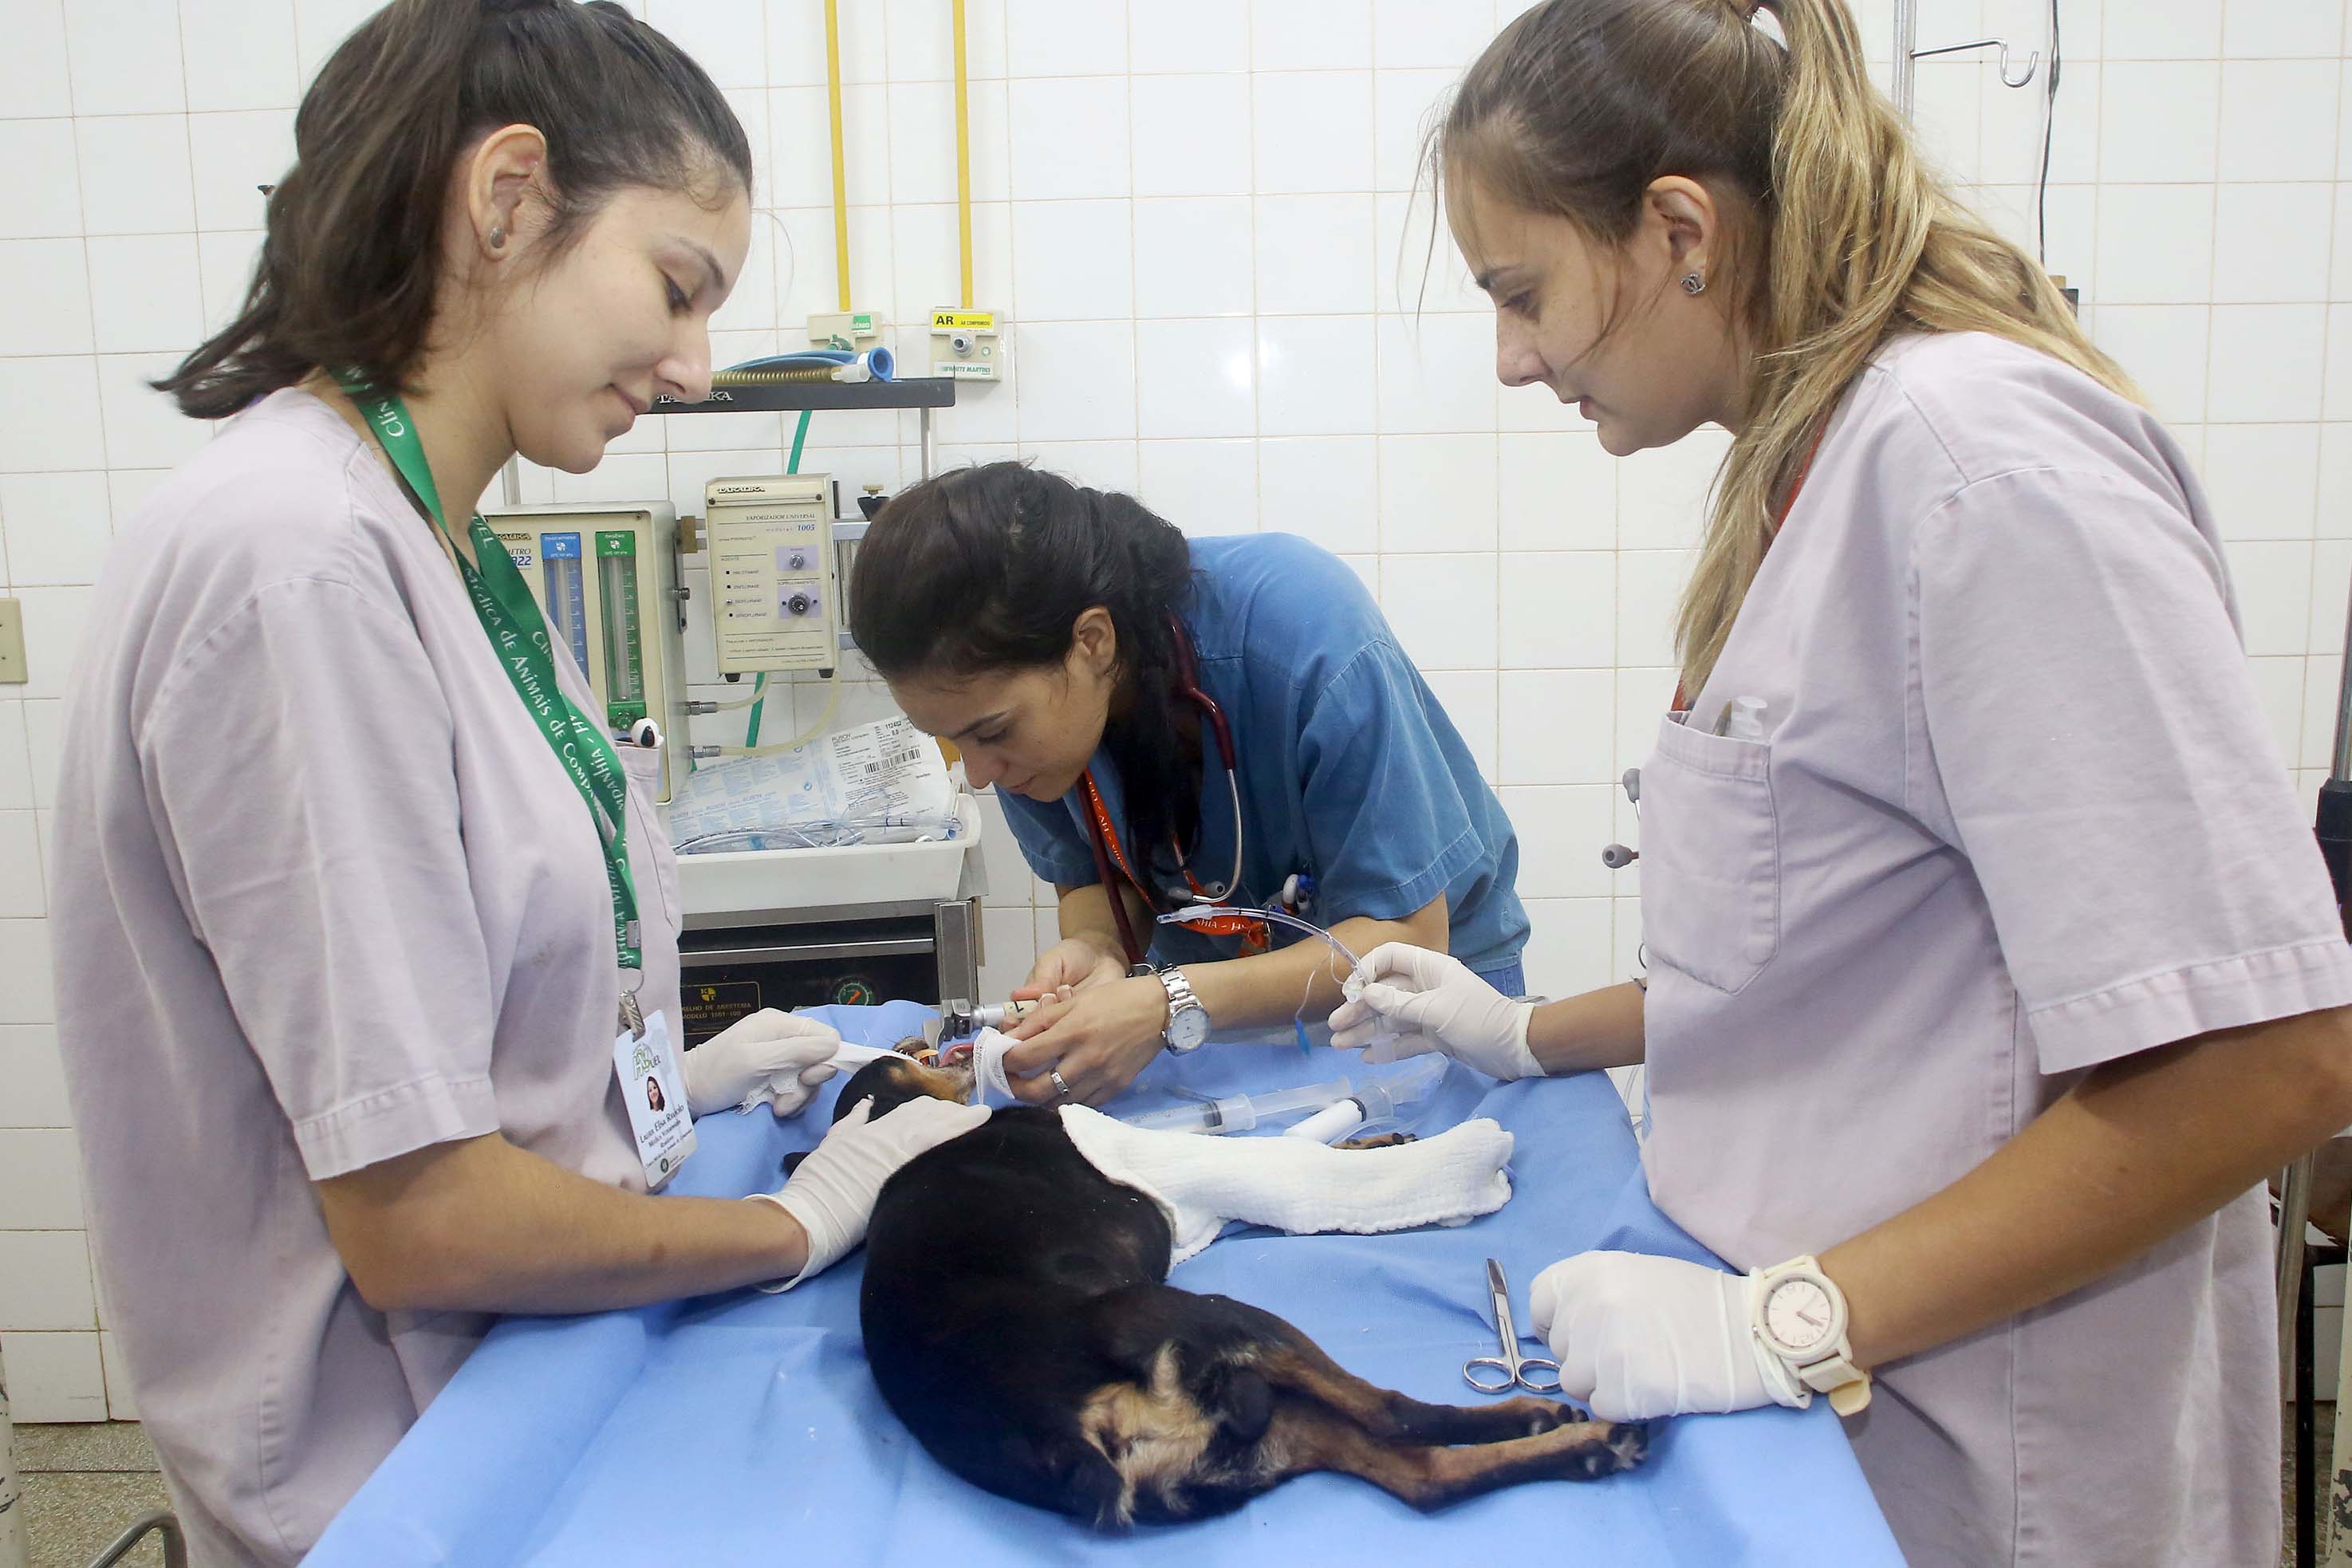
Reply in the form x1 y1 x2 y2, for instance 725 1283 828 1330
919 405 937 482
1892 0 1919 117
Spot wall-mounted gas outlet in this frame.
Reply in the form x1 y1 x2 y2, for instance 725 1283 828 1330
928 307 1009 384
807 311 881 349
0 597 24 684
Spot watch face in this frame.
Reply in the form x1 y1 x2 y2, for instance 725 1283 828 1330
1167 1003 1211 1051
1763 1277 1835 1354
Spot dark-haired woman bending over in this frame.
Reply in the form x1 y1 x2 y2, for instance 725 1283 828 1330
847 461 1528 1106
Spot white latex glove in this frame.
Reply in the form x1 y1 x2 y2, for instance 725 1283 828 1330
1528 1252 1804 1420
1326 943 1542 1081
682 1008 843 1119
748 1097 991 1290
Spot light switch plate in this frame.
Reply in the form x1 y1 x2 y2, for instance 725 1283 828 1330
0 598 23 684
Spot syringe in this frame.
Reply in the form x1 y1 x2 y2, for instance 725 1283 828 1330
1120 1076 1355 1135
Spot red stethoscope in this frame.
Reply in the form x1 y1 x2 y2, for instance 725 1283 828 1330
1082 613 1257 968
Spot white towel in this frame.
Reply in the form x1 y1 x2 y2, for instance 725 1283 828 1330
1057 1105 1515 1265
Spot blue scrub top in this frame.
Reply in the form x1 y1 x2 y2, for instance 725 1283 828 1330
998 534 1527 976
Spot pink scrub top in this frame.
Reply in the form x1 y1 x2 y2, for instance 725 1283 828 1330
49 388 684 1566
1639 333 2352 1567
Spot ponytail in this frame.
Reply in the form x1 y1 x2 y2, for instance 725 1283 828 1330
1434 0 2135 695
156 0 751 420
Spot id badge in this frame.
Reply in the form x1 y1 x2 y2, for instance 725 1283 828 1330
613 1010 697 1190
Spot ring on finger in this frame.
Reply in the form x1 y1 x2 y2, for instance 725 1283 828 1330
1049 1069 1071 1098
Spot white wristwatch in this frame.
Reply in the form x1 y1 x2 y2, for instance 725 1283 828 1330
1750 1255 1873 1416
1156 966 1210 1054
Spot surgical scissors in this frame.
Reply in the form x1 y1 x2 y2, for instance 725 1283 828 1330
1464 1258 1562 1395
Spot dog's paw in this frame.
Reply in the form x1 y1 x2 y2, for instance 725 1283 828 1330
1335 1131 1417 1150
1583 1420 1649 1475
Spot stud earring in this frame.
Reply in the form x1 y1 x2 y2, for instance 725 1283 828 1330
1680 271 1707 296
488 224 507 250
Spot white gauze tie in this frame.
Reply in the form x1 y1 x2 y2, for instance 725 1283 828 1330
1056 1105 1515 1264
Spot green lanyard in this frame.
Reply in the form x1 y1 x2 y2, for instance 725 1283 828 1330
341 380 645 1022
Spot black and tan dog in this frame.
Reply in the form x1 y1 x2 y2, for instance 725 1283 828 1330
794 1052 1648 1528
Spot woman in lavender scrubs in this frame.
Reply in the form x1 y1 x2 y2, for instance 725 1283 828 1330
1333 2 2352 1562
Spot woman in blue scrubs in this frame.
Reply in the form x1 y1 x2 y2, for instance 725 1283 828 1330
846 460 1526 1105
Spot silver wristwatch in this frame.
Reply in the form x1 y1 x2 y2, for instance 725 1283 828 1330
1157 966 1210 1053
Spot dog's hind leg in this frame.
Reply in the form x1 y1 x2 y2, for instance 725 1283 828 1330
1253 1396 1646 1509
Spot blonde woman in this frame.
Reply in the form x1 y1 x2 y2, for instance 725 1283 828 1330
1330 0 2352 1561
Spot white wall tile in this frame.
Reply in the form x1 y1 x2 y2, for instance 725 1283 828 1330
0 810 40 918
2311 538 2352 652
1255 193 1374 315
2098 62 2220 184
188 112 295 234
2305 652 2346 768
292 0 378 86
1133 75 1253 196
1499 553 1615 669
0 121 84 239
0 1026 69 1129
1499 431 1616 553
1130 0 1248 73
1377 188 1483 316
181 0 300 112
2105 0 2224 60
1617 432 1730 550
1419 668 1496 780
890 200 1014 326
0 241 93 357
1379 432 1495 551
1984 62 2099 187
2209 304 2327 421
1377 313 1497 432
0 1 73 119
1013 320 1137 439
0 1127 81 1227
1011 198 1133 320
1253 71 1374 194
1372 1 1492 70
192 227 262 334
1258 435 1378 553
0 358 106 473
2230 539 2321 655
74 115 195 236
2322 425 2352 537
1006 0 1127 77
100 1329 137 1420
1007 77 1131 199
1257 315 1376 435
0 1231 93 1330
0 474 112 587
646 0 767 90
11 587 91 704
1496 783 1612 898
887 80 1012 206
1910 59 1984 184
979 904 1037 1006
1617 550 1693 668
2250 654 2310 762
87 234 204 355
2224 0 2342 57
2091 304 2210 423
1137 438 1258 536
1136 317 1256 439
97 353 210 468
1252 0 1373 72
0 1329 105 1421
1500 669 1613 786
2093 186 2214 305
20 703 60 816
64 0 185 115
1379 551 1495 672
1373 68 1452 192
1519 896 1614 1001
0 707 33 813
2219 60 2339 183
2203 424 2322 538
1133 197 1254 317
2212 185 2330 304
883 0 1008 83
